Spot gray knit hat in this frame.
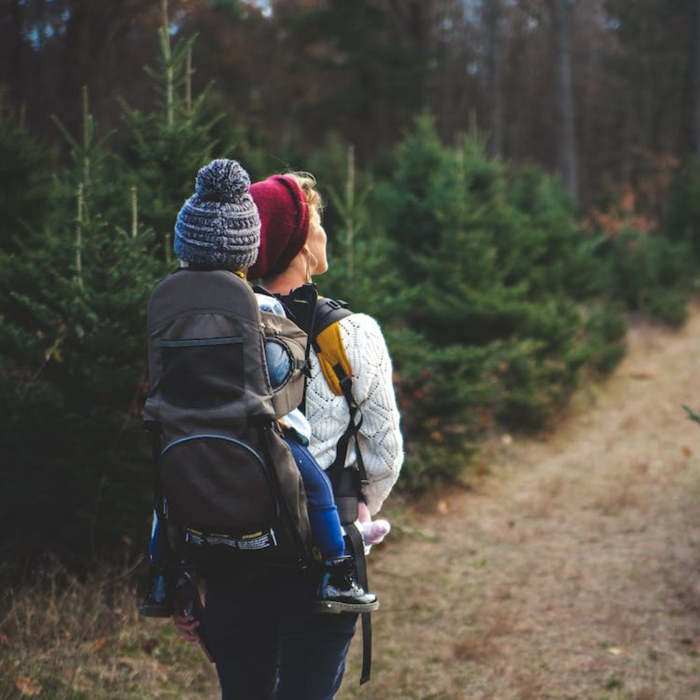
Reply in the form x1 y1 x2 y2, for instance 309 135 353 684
174 159 261 269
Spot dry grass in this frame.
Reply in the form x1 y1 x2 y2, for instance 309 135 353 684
0 560 218 699
451 635 497 664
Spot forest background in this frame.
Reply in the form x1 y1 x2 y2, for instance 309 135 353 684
1 0 700 577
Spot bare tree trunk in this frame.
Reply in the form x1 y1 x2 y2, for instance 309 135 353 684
185 47 193 117
9 0 24 107
695 0 700 156
484 0 503 158
551 0 578 203
161 0 174 128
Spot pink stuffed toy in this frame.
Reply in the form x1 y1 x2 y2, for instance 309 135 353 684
357 502 391 545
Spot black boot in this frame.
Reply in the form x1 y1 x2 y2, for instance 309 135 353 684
139 571 172 618
172 570 203 620
313 555 379 614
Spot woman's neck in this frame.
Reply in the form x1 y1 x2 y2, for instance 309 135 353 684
262 258 308 295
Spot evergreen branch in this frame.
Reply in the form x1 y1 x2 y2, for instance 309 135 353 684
143 65 166 85
683 405 700 425
326 185 346 217
93 129 117 153
50 114 81 152
199 111 226 134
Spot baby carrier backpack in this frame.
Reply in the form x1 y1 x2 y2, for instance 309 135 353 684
143 268 312 574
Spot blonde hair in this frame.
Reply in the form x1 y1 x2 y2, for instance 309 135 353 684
285 171 323 225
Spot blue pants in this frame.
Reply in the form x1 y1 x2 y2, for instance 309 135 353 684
150 437 345 564
285 439 345 560
204 572 358 699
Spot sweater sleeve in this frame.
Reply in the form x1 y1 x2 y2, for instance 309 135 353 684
339 313 404 515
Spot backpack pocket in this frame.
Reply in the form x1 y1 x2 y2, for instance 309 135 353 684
160 434 277 535
159 336 244 409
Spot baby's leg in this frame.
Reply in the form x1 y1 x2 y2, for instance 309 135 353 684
285 438 379 613
140 510 171 617
149 510 165 566
284 438 345 560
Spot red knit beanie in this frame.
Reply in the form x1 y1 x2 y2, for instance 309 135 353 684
248 175 310 280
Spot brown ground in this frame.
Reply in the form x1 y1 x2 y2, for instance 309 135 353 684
3 308 699 699
340 304 700 700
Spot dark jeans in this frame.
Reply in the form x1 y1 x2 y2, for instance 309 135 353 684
204 572 358 700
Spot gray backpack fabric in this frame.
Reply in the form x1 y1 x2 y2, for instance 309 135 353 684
143 268 312 572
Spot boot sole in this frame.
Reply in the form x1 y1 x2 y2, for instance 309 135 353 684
312 599 379 614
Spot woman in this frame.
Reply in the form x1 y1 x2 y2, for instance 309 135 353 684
175 167 403 699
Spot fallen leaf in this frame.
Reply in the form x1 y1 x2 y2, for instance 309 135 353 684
84 637 108 653
681 446 693 458
15 677 42 696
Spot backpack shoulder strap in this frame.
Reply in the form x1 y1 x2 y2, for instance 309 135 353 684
311 298 368 488
312 297 353 397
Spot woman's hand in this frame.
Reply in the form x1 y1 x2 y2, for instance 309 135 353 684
173 614 200 643
357 501 371 523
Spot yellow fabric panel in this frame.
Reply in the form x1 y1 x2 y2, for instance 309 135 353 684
315 322 352 396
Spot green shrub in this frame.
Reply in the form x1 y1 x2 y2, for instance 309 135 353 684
580 302 627 375
601 229 692 326
0 209 163 568
665 158 700 262
369 116 628 484
0 116 57 254
0 94 167 570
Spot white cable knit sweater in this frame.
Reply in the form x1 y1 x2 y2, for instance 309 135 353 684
304 312 403 515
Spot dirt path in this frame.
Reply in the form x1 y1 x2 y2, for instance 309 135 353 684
340 305 700 700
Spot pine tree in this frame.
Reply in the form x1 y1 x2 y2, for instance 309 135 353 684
120 1 231 262
0 101 56 253
0 91 164 567
373 116 625 489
